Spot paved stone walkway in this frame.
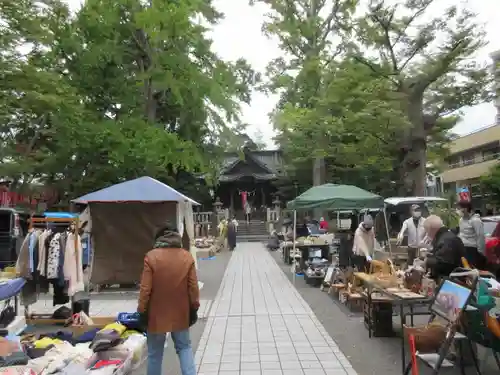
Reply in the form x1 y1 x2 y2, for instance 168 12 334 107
195 243 357 375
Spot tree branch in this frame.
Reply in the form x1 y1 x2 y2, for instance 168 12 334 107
320 0 342 44
414 40 465 94
352 55 399 86
391 1 432 49
371 9 398 72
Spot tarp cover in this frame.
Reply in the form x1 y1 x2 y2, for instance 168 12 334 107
72 176 199 205
89 201 176 284
287 183 384 211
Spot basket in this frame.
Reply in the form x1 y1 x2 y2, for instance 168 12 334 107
404 268 424 292
404 323 447 353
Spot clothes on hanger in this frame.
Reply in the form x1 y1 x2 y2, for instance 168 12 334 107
17 222 85 307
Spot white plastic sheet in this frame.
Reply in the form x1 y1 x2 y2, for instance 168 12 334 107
182 201 197 270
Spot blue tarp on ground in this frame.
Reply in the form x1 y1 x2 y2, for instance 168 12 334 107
71 176 199 204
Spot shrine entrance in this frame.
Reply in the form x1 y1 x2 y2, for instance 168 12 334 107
216 148 278 221
218 179 275 220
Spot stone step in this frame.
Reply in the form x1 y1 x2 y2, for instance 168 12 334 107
237 234 269 243
237 223 268 233
237 229 268 236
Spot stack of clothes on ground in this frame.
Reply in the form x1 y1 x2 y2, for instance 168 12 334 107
0 316 146 375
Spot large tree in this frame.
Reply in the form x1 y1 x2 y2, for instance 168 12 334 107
0 0 257 202
351 0 493 194
254 0 408 196
273 58 406 195
253 0 357 187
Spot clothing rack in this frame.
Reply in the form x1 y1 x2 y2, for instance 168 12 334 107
29 217 80 251
26 216 80 321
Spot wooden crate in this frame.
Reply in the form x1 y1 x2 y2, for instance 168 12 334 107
328 283 345 298
27 316 116 336
346 291 363 311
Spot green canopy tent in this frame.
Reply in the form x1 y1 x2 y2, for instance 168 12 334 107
287 183 384 211
286 185 388 283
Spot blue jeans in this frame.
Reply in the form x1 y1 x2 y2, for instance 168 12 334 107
147 330 196 375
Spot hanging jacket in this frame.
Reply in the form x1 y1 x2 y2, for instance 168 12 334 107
398 217 426 248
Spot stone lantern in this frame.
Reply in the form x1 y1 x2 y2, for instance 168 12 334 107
271 196 281 223
213 197 223 212
272 196 281 209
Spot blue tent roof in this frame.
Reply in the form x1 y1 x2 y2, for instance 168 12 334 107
72 176 199 205
44 212 77 219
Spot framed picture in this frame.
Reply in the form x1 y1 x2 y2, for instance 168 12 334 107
323 265 335 284
431 280 473 322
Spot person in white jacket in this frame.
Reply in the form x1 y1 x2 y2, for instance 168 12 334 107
396 204 426 267
352 215 376 271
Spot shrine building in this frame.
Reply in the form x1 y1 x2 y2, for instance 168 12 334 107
216 147 283 220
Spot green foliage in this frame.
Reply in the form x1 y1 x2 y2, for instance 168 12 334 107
0 0 256 202
255 0 406 195
480 166 500 207
350 0 493 194
258 0 492 197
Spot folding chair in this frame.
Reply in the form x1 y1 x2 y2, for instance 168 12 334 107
403 277 480 375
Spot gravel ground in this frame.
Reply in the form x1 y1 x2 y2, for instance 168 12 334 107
269 249 500 375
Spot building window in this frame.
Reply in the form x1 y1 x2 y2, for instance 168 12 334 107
482 148 499 161
461 152 475 166
448 157 460 169
443 182 454 193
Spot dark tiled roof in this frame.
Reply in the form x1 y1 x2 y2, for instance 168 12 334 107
221 150 283 176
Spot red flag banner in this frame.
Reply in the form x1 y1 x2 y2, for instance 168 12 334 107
241 191 247 208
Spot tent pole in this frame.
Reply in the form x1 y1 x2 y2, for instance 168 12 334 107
383 204 392 258
293 210 297 285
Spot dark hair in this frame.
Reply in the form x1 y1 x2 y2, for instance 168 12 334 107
155 224 178 240
457 200 472 212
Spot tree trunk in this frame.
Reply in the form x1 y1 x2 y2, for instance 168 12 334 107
312 157 325 186
312 157 325 218
400 99 427 196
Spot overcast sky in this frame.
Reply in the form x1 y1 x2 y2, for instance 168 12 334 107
67 0 500 146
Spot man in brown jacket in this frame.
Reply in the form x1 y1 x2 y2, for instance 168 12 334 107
138 226 200 375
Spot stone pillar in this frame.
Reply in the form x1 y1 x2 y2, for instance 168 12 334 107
272 197 281 221
211 197 223 236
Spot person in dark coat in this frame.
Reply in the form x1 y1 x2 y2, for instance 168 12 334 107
423 215 465 281
227 217 237 251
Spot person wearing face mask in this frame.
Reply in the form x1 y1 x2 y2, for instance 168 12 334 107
457 200 486 269
396 204 426 267
351 215 376 271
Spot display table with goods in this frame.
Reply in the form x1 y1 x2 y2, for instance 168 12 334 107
281 236 331 265
302 248 330 287
0 312 147 375
353 263 434 374
0 276 28 337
